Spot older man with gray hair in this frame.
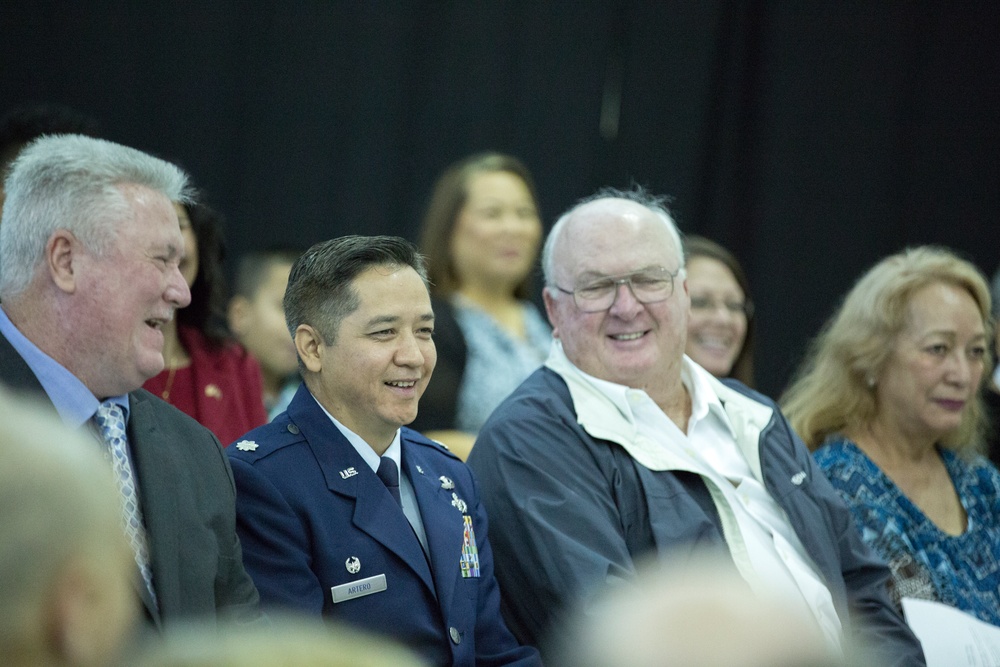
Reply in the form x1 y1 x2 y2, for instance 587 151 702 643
0 134 260 628
469 187 925 666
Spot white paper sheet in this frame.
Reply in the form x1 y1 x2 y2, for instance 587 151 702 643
902 597 1000 667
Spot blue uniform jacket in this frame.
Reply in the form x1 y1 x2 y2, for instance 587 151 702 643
228 384 540 667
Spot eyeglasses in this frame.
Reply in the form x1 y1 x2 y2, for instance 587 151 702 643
554 267 681 313
689 296 754 318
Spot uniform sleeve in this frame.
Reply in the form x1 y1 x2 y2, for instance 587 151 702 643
464 471 544 666
229 456 326 615
469 398 636 650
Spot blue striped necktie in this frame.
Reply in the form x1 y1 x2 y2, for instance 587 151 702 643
94 400 159 610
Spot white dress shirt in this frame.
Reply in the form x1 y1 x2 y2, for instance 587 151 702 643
546 341 842 650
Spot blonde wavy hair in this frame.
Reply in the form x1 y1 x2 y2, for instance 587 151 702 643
781 246 992 455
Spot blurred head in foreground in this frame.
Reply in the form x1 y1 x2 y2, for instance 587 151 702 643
0 387 136 667
135 614 428 667
551 552 866 667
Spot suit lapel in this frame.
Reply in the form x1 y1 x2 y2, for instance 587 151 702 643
290 393 435 594
126 391 175 628
1 332 164 624
405 441 465 618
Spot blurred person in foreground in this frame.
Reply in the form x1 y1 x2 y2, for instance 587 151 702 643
0 387 136 667
782 246 1000 625
227 248 302 420
0 134 260 627
683 235 755 386
136 615 427 667
413 152 550 459
228 236 540 666
468 187 924 666
551 552 868 667
142 200 267 443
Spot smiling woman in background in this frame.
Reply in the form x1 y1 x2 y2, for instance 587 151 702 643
683 236 755 387
413 153 550 459
782 246 1000 626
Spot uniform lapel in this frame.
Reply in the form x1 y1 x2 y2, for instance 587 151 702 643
404 440 465 617
292 395 435 594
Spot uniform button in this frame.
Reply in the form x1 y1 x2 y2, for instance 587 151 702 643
287 424 300 435
449 627 461 644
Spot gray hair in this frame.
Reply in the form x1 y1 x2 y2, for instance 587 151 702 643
0 134 190 298
541 186 685 287
0 387 126 652
284 235 428 348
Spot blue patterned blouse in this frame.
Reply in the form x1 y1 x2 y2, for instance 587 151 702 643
814 438 1000 626
452 297 551 434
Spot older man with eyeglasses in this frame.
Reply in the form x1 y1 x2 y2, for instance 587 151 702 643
468 187 925 666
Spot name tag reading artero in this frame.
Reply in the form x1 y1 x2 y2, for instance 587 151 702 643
331 574 387 604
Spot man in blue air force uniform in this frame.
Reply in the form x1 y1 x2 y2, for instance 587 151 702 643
228 236 540 667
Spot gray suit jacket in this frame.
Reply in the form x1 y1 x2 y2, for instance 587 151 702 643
0 330 261 627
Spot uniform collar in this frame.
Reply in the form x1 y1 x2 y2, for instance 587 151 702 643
309 393 401 473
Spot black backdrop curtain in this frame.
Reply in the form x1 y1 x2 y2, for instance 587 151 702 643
4 1 998 396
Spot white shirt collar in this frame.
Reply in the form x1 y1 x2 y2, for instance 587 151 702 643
544 340 740 467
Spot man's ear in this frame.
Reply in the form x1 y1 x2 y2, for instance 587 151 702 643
46 230 79 294
294 324 324 374
227 296 250 337
542 287 561 340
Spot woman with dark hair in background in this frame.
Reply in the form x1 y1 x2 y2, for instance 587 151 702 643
683 236 755 387
143 200 267 444
782 246 1000 626
413 152 550 459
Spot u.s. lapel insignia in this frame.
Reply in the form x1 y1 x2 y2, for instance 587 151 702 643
459 515 481 578
450 492 467 514
345 556 361 574
439 475 455 490
416 465 425 474
235 440 258 452
339 467 358 479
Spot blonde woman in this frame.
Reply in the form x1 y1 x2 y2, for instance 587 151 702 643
782 246 1000 625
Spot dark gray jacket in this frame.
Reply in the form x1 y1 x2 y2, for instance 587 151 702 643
469 366 925 667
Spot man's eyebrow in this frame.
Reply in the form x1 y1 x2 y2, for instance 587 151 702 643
576 265 663 282
364 314 400 328
419 312 435 323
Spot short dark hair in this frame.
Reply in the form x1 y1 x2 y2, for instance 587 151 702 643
284 235 428 345
418 152 540 300
683 235 756 387
232 248 303 300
